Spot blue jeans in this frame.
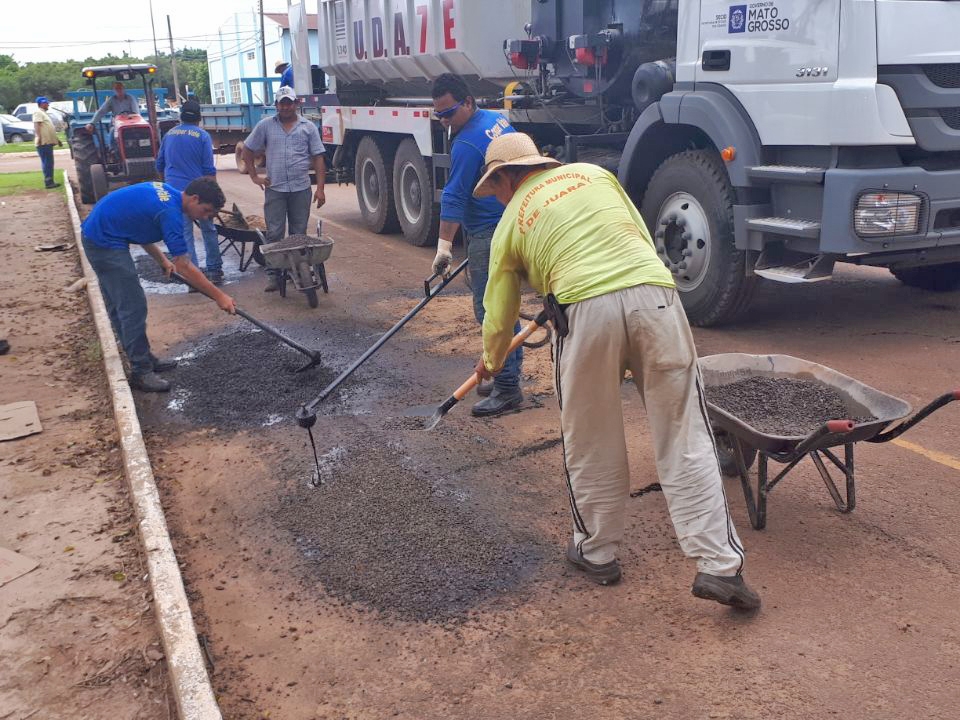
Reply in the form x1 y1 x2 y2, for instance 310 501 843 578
183 215 222 272
81 236 154 374
466 226 522 392
37 144 55 185
264 187 312 278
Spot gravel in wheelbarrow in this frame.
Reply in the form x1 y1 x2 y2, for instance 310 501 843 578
707 376 876 437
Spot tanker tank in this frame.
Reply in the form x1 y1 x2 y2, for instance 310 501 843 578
316 0 530 103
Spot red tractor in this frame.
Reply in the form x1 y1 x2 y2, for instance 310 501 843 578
68 64 178 203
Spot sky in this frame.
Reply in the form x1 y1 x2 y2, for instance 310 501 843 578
0 0 294 64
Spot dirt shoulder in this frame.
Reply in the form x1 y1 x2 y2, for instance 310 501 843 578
0 189 170 718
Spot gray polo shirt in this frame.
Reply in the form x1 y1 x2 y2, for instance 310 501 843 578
90 94 140 124
243 114 325 193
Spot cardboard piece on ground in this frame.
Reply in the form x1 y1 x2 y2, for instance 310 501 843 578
34 243 74 252
0 546 39 587
0 401 43 441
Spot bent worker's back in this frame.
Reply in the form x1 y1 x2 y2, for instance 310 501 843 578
490 163 674 306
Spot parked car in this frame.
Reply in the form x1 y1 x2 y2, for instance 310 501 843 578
14 107 69 131
0 114 36 144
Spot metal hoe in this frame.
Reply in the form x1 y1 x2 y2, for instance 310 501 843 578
295 259 470 429
171 271 324 372
424 309 549 431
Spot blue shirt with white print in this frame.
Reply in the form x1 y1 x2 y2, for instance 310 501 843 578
440 109 515 235
81 182 189 257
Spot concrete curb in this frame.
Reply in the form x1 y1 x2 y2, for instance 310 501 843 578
63 175 222 720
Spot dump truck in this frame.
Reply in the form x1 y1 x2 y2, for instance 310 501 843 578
292 0 960 325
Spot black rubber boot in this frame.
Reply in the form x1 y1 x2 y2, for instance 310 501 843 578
692 572 761 610
130 371 171 393
565 541 621 586
476 381 493 397
471 387 522 417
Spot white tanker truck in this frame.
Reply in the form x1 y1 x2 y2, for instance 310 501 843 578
291 0 960 326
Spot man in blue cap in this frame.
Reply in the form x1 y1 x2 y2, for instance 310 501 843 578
156 100 223 285
33 97 62 189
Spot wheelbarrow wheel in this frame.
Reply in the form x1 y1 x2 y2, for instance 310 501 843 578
251 245 266 267
296 260 320 308
714 429 757 477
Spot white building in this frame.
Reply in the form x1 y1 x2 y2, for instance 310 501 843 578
206 11 319 105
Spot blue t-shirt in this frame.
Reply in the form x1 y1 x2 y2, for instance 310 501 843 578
280 67 294 89
440 109 515 234
81 182 189 256
156 122 216 191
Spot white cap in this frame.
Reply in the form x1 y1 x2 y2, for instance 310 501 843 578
275 86 297 103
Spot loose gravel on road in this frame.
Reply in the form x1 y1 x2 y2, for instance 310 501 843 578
707 375 875 436
164 329 336 429
275 442 545 623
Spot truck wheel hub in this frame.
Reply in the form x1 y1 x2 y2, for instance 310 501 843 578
655 192 710 292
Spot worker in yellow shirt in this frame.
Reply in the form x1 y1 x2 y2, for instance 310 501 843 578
472 133 759 610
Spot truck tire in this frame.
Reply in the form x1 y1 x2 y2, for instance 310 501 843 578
91 163 108 202
890 263 960 292
71 133 99 204
640 149 758 326
392 138 439 247
355 135 400 234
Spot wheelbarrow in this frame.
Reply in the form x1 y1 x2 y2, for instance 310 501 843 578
260 221 334 309
699 353 958 530
213 203 267 272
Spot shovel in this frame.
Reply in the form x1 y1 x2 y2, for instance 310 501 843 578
170 271 324 372
424 309 549 430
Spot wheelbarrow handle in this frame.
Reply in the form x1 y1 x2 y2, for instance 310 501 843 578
793 419 855 456
868 390 960 444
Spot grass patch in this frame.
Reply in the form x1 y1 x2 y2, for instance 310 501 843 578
0 170 65 196
0 132 68 154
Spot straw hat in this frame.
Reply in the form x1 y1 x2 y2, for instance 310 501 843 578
274 59 290 72
473 133 561 197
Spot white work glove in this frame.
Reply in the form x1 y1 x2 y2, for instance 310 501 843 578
432 239 454 277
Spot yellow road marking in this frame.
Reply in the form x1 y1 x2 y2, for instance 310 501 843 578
892 438 960 472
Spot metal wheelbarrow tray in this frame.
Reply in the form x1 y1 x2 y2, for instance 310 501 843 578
260 234 334 309
699 353 959 530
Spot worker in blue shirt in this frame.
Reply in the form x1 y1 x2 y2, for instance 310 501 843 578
430 73 523 417
80 180 235 392
276 60 294 90
156 100 223 285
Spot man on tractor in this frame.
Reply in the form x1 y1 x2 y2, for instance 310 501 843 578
85 81 139 133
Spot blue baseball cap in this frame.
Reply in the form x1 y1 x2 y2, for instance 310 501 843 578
35 96 49 105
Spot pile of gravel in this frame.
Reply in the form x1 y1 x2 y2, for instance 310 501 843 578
165 330 335 429
707 375 874 436
275 443 543 623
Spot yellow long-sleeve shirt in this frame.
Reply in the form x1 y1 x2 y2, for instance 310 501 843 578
482 163 675 372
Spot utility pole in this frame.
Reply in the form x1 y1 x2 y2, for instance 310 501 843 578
167 15 182 105
149 0 160 59
259 0 268 101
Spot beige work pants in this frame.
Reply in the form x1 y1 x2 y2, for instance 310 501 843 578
554 284 745 576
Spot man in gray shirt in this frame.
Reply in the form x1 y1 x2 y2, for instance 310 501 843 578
86 82 140 132
242 86 326 291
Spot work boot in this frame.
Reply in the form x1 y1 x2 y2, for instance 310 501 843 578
130 371 171 393
152 357 179 373
45 182 61 189
476 380 493 397
692 572 761 611
565 541 621 586
206 269 224 286
264 273 280 292
471 386 522 417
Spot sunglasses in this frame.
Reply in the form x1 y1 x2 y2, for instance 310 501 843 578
433 100 465 120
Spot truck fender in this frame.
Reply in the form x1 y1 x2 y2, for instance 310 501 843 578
618 86 764 191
